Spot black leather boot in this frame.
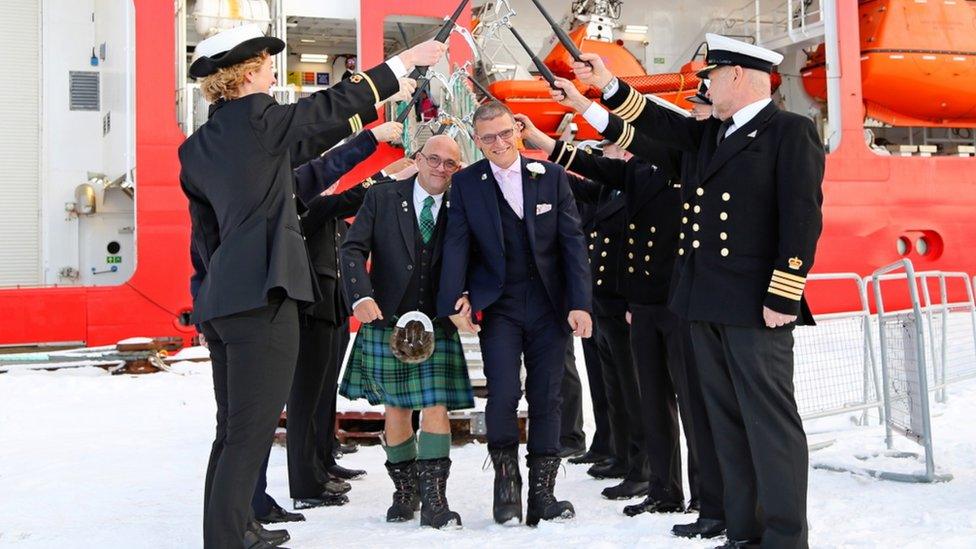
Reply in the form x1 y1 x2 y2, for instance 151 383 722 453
416 458 462 529
246 519 289 547
488 446 523 525
385 460 420 522
525 455 575 526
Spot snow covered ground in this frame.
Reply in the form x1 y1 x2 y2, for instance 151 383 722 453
2 360 975 548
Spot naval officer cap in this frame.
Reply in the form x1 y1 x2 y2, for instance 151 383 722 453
696 33 784 78
189 24 285 79
686 80 711 105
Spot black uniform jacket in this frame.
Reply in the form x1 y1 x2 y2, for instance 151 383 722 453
180 64 398 324
602 81 825 327
553 140 683 307
298 130 392 324
339 177 454 332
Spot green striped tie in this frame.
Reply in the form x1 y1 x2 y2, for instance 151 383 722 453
419 196 435 244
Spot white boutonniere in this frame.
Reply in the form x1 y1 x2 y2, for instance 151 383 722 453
526 162 546 179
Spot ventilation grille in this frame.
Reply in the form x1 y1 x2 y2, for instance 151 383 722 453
69 71 100 111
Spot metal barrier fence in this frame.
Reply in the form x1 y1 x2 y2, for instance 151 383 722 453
794 273 881 423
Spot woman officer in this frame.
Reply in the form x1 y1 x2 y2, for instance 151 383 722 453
179 23 446 549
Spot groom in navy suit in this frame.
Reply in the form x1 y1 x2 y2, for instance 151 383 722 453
437 102 592 526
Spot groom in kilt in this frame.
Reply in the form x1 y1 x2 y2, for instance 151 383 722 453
339 135 474 529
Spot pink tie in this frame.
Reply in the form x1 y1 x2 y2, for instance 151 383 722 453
498 169 523 219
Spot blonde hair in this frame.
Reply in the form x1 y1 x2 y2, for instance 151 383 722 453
200 51 269 103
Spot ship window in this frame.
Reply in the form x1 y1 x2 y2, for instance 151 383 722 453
915 237 930 256
107 241 121 254
896 237 910 256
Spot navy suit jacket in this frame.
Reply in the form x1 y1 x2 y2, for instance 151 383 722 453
436 156 592 324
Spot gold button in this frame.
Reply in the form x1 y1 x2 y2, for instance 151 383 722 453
682 217 688 224
722 192 731 201
599 265 605 272
628 253 634 259
696 187 704 196
628 267 635 273
721 248 729 257
597 279 603 285
694 205 701 214
591 232 597 238
647 241 653 247
650 226 656 233
629 224 636 230
680 232 685 239
692 240 700 248
679 248 685 255
589 244 594 250
628 238 635 244
644 255 650 261
644 270 650 276
692 223 699 232
604 237 610 244
683 202 690 210
720 232 728 240
601 251 607 257
720 212 729 221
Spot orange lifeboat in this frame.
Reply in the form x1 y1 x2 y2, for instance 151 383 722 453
802 0 976 127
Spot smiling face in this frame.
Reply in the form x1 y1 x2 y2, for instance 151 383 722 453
416 135 461 195
474 112 519 169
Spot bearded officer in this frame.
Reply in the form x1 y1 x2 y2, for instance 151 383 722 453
572 34 824 549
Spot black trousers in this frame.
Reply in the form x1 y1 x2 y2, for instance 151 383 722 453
286 316 342 498
691 321 807 548
595 313 647 481
200 295 299 549
480 310 568 456
559 339 586 451
580 327 612 456
314 320 349 469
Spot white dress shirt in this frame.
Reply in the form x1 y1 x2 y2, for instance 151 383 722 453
721 98 772 139
413 179 445 224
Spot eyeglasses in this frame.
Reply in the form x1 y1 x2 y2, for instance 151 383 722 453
475 127 516 145
417 151 460 172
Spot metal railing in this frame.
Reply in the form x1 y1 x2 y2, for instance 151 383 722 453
794 273 881 423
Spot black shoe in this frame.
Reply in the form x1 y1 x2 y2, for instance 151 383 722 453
255 501 305 524
417 458 462 529
624 495 686 516
714 538 760 549
322 477 351 495
338 438 359 454
488 446 523 525
293 492 349 509
243 529 287 549
385 460 420 522
586 458 628 480
526 455 575 526
247 519 290 547
601 480 649 500
568 450 608 465
328 463 366 480
671 517 727 539
556 445 586 459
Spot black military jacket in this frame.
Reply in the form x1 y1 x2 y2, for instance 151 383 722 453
552 140 682 306
180 64 398 323
602 80 824 327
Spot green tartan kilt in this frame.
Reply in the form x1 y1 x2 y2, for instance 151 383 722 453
339 323 475 411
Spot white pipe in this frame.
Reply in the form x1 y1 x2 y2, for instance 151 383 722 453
823 0 842 152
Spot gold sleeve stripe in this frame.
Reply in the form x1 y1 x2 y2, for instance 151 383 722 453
614 89 643 121
768 281 804 297
616 89 646 122
768 287 803 301
773 269 807 284
349 114 362 133
616 124 634 150
359 72 380 103
553 142 568 165
770 275 805 291
565 144 579 167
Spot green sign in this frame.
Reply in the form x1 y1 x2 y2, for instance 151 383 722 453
106 256 122 264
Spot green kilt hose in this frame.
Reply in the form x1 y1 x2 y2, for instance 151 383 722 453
339 323 474 411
